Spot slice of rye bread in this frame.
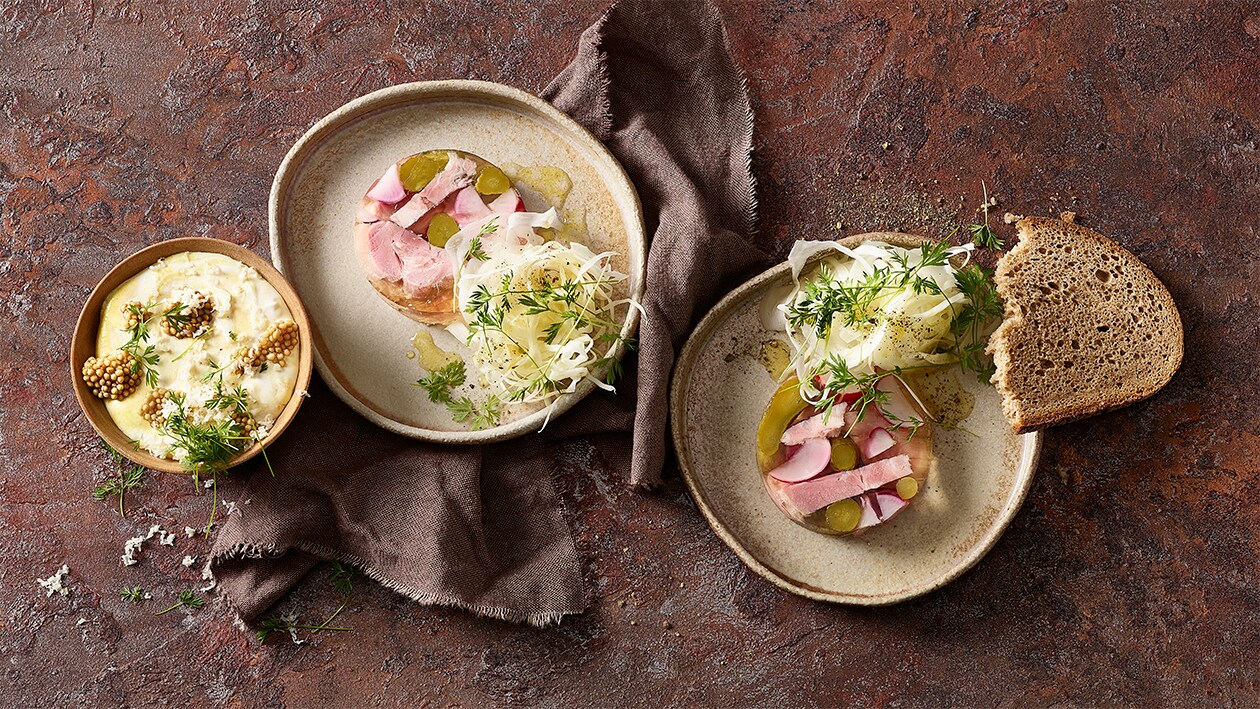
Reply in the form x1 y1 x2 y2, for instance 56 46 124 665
988 215 1183 433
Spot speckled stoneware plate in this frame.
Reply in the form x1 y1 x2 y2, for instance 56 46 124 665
270 80 645 443
670 233 1042 605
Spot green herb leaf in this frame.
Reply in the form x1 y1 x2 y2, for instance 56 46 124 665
120 585 146 603
154 589 204 616
414 361 467 404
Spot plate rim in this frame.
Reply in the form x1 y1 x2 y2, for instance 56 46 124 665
269 79 646 444
669 235 1043 605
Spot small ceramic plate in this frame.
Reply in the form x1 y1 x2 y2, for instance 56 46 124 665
670 233 1042 605
70 238 314 474
270 80 645 444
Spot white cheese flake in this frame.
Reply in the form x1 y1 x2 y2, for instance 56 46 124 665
222 500 240 517
181 555 197 567
37 565 71 597
296 389 311 398
184 526 197 538
203 480 215 489
157 530 176 546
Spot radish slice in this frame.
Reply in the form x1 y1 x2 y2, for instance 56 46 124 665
856 493 882 528
768 438 831 483
873 490 909 521
862 427 895 459
367 164 406 204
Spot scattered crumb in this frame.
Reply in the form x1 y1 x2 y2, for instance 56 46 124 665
1059 211 1077 223
1003 212 1022 224
76 618 88 626
37 565 71 597
880 141 891 150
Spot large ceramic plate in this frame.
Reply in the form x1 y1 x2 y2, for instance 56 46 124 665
270 80 645 443
670 233 1041 604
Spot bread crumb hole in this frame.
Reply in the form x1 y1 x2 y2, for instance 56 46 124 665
1095 269 1110 283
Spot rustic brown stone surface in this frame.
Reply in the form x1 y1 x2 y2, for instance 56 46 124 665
3 1 1259 705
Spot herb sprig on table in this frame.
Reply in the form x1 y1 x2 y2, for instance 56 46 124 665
154 589 204 616
256 562 359 645
93 440 146 517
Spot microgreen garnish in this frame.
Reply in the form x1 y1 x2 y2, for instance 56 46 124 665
119 301 185 388
120 585 146 603
256 562 358 644
467 236 489 262
414 361 467 403
93 440 146 517
153 589 204 616
448 395 503 430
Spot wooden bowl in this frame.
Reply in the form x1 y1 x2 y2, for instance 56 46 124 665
70 238 314 474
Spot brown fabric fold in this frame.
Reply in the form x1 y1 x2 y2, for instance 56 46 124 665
210 0 769 625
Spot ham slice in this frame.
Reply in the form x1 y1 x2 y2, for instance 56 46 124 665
780 455 913 515
389 154 478 228
361 222 404 281
391 227 452 297
781 405 847 446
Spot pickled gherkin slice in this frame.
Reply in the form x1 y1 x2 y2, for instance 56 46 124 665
426 213 460 248
824 498 862 533
896 476 919 500
399 152 449 192
829 438 858 471
475 165 511 195
755 379 807 472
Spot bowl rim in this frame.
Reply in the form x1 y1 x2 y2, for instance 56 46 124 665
268 78 646 444
70 237 314 475
668 232 1043 605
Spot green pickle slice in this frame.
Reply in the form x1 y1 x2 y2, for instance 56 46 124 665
475 165 511 195
426 213 460 248
399 152 450 192
824 498 862 533
830 438 858 471
896 476 919 500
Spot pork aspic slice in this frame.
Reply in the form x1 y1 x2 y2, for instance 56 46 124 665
757 373 936 535
353 150 525 325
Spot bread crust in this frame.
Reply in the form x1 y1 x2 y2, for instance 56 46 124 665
988 216 1183 433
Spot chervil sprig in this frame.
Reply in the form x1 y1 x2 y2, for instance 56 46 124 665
93 440 146 517
154 589 204 616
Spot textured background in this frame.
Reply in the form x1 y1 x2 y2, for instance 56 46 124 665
3 1 1260 706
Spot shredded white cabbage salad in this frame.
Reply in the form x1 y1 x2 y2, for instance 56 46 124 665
443 209 636 412
776 240 975 402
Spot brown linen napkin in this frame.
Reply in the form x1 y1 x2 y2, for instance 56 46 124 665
210 0 769 625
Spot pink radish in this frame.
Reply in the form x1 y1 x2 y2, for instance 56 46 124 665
768 438 831 483
367 164 406 204
862 427 895 459
856 493 882 528
873 490 909 521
